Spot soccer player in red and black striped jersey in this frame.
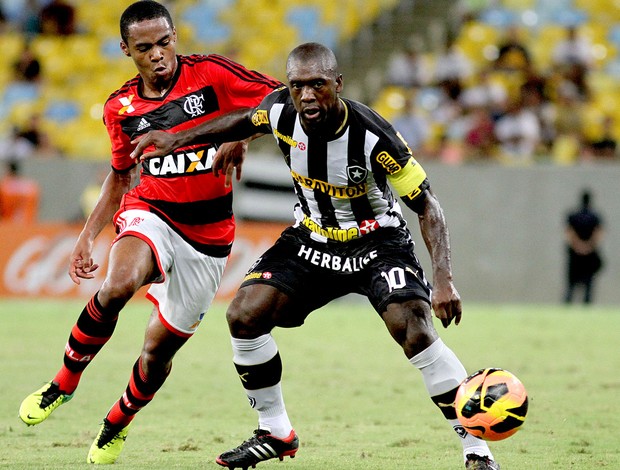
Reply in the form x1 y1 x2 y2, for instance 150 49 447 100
18 1 281 464
134 43 501 470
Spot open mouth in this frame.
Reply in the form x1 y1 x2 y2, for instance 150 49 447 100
302 107 321 121
153 65 168 75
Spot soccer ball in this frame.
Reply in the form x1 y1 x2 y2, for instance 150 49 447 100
455 368 528 441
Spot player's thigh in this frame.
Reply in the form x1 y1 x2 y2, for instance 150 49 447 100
103 235 157 293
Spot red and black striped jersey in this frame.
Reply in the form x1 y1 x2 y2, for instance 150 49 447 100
103 54 281 256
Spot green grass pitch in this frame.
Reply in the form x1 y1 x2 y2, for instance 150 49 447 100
1 298 619 469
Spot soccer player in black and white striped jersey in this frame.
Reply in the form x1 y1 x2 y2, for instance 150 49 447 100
134 42 501 470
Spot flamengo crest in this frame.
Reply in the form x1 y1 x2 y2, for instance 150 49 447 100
183 94 205 117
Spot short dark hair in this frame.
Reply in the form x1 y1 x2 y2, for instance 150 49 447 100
120 1 173 44
287 42 339 77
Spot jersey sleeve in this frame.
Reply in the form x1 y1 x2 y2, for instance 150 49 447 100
247 86 288 134
370 120 429 201
103 100 136 173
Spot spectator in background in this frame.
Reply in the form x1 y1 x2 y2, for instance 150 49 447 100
432 37 472 146
39 0 76 35
433 37 473 84
494 25 531 73
0 124 40 162
459 68 507 117
13 41 41 83
519 64 555 153
385 37 431 89
564 189 605 305
494 97 541 164
552 25 593 101
0 159 40 223
552 25 594 71
392 93 431 154
463 106 496 161
15 113 60 158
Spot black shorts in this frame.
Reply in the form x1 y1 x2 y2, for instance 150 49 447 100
240 225 432 315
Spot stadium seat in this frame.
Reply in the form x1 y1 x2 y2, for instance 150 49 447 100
44 99 81 123
181 4 231 44
455 21 500 66
0 82 40 120
478 8 516 28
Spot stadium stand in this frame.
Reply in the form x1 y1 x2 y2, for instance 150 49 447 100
0 0 619 163
371 0 620 163
0 0 399 159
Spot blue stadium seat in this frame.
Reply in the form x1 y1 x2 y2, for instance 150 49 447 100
287 6 338 48
181 4 231 44
478 8 516 28
44 99 80 123
0 82 40 119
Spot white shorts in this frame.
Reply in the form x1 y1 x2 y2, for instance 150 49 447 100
114 209 227 337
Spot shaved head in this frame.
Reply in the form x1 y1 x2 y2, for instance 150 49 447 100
286 42 339 79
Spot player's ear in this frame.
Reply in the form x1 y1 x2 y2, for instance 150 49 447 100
120 41 131 57
335 74 343 93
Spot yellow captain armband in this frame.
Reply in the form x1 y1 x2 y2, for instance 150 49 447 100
387 157 427 198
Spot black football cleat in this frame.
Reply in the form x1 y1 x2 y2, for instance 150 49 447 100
216 428 299 469
465 453 500 470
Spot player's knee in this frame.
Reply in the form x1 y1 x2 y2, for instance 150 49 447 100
139 348 172 380
98 282 136 308
226 301 258 336
384 299 437 356
226 293 272 337
99 271 142 306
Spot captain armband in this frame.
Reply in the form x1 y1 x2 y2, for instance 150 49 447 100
387 158 427 195
401 179 430 214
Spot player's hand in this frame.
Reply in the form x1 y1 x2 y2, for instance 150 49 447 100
431 283 462 328
213 140 248 187
130 130 179 163
68 239 99 285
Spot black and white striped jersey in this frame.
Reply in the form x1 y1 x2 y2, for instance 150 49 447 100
251 86 429 243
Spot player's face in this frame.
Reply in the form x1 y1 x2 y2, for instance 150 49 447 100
287 59 343 135
121 17 177 95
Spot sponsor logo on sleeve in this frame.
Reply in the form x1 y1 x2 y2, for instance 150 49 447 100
251 110 270 126
376 151 402 174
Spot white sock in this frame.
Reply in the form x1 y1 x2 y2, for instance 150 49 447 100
409 339 494 462
231 334 293 438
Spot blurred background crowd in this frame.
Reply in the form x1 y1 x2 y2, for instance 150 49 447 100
1 0 620 167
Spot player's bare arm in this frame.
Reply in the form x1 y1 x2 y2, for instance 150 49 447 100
416 188 462 328
130 107 256 161
69 169 134 284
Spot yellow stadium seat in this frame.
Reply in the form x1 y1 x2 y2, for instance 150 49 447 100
371 86 408 122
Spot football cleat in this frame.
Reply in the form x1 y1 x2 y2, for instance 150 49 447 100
216 428 299 469
87 418 131 465
465 453 501 470
19 381 74 426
